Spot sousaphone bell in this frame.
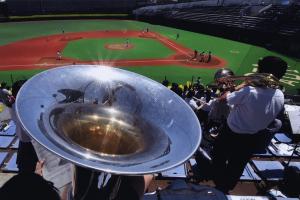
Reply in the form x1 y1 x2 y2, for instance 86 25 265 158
15 65 202 175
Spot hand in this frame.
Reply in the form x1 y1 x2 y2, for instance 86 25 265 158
35 160 45 176
218 91 229 102
234 82 247 91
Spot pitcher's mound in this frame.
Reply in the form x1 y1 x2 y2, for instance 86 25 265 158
105 43 134 50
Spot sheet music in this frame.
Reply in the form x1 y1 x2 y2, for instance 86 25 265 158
284 105 300 135
32 140 73 189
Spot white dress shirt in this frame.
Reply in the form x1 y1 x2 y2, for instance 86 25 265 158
226 86 284 134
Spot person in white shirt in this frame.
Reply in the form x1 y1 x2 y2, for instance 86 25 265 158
211 56 288 193
185 90 202 111
197 68 234 133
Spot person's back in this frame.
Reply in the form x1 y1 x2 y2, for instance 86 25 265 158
208 98 230 124
227 86 284 134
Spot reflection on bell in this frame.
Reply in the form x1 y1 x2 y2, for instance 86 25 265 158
57 110 143 155
45 103 171 161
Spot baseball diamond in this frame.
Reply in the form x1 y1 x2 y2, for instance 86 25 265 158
0 20 299 93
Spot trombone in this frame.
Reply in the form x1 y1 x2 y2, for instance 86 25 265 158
216 73 281 90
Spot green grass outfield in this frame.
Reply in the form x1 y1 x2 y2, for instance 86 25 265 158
63 38 174 60
0 20 299 93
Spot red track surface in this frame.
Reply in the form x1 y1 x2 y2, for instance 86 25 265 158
0 31 227 71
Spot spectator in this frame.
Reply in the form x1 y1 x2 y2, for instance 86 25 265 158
171 83 183 97
162 76 169 87
184 90 200 111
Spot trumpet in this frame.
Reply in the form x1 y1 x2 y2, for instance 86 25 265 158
216 73 281 90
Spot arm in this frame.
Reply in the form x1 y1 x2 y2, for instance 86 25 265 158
225 86 251 106
218 91 230 103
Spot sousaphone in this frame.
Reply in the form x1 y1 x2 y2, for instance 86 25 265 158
16 65 202 175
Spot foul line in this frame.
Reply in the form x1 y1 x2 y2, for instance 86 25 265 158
150 33 191 57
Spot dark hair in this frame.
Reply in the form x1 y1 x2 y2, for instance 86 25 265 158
257 56 287 79
0 173 60 200
186 90 195 98
12 79 26 98
0 81 7 89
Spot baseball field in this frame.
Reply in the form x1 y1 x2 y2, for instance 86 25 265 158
0 19 299 93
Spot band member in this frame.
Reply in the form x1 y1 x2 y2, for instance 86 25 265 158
195 69 234 133
211 56 288 193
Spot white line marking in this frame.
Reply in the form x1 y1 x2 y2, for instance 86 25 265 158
150 33 190 56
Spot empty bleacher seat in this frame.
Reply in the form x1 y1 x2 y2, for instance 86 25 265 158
0 152 8 166
2 153 18 172
253 148 273 157
274 133 292 143
285 161 300 170
161 163 188 178
0 136 14 148
240 163 261 181
252 160 284 181
10 137 19 149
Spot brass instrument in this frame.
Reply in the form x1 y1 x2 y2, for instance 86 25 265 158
216 73 281 90
15 65 202 175
15 65 202 199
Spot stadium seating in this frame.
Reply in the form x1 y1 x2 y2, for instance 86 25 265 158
252 160 284 181
6 0 136 15
2 152 18 172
